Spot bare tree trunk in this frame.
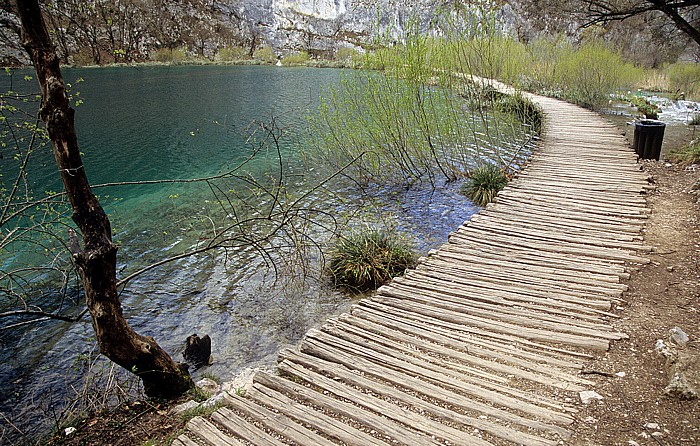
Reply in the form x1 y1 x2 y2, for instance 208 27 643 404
15 0 193 399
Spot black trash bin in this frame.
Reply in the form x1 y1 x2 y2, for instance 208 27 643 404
633 119 666 160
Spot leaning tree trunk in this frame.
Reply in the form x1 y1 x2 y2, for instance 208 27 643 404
15 0 193 398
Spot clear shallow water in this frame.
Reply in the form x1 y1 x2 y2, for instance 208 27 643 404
0 65 480 440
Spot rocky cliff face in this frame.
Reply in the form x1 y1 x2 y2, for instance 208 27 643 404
220 0 513 57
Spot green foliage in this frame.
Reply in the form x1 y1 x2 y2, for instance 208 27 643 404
253 46 277 64
308 16 538 189
626 95 660 119
665 62 700 99
335 47 361 66
280 51 310 66
217 46 249 62
506 37 641 109
668 141 700 166
328 229 417 292
152 47 187 63
461 164 508 206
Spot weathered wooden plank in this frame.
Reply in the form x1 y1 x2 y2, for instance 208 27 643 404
368 294 612 351
220 395 338 446
407 268 616 320
188 416 249 446
450 228 650 264
279 349 567 446
253 372 443 446
247 376 384 446
172 435 200 446
357 300 598 360
351 305 586 370
299 334 573 437
387 279 622 335
276 359 497 446
333 314 590 395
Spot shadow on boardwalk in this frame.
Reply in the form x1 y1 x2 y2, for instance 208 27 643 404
176 93 653 446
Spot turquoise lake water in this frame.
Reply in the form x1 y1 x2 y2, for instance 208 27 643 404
0 65 485 439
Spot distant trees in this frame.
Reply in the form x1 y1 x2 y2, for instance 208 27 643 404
39 0 235 64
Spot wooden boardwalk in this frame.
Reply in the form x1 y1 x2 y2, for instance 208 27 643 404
175 93 651 446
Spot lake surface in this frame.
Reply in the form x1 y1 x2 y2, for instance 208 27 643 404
0 65 482 440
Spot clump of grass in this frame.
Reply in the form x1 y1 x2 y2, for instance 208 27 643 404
668 140 700 166
328 229 417 292
461 164 508 206
689 114 700 126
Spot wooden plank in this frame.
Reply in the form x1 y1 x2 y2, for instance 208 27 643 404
332 315 590 396
276 359 497 446
247 375 384 446
368 295 612 351
253 373 443 446
321 317 591 396
279 349 565 446
220 395 338 446
299 334 573 437
357 300 597 360
351 305 586 370
172 435 201 446
386 280 623 336
187 416 248 446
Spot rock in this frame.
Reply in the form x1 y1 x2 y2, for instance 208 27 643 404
579 390 603 404
643 422 660 430
196 378 220 397
651 432 664 439
663 372 699 400
172 400 200 414
655 339 673 359
615 371 626 378
221 367 260 395
669 327 689 347
627 441 640 446
183 334 212 369
64 427 76 436
202 392 227 408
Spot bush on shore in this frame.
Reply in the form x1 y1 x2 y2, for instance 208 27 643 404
328 229 417 292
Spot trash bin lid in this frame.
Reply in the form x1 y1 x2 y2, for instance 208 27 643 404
637 119 666 127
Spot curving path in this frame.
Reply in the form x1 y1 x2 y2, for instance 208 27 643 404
174 91 652 446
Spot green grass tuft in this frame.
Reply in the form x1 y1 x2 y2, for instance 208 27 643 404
461 164 508 206
328 229 417 292
668 141 700 166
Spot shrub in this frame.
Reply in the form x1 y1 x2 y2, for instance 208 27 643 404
152 47 187 63
689 114 700 126
280 51 310 66
252 46 277 64
218 46 248 62
666 62 700 99
328 229 417 292
461 164 508 206
668 141 700 166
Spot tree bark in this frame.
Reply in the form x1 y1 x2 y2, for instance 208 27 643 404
15 0 193 399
